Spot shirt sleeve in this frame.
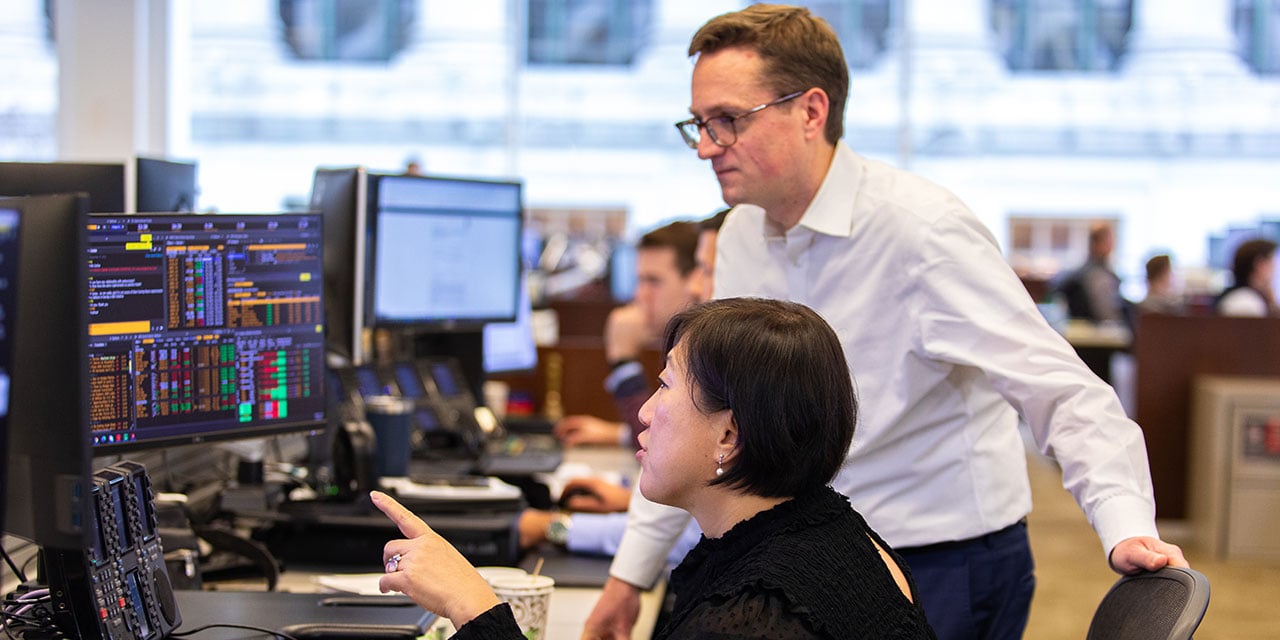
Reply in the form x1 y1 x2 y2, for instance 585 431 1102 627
566 512 629 556
915 212 1158 556
607 478 694 589
568 513 704 565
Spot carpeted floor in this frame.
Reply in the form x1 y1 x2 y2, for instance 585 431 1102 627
1023 448 1280 639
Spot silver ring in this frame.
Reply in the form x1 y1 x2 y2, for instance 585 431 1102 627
385 553 402 573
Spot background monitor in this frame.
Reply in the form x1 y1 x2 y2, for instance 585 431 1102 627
310 167 369 365
0 161 126 213
0 206 20 535
136 156 199 212
86 212 327 454
609 240 637 303
366 174 522 331
483 271 538 376
3 193 92 550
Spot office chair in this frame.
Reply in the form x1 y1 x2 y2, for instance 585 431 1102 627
1086 566 1210 640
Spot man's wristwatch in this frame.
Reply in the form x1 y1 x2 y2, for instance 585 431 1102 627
546 512 572 547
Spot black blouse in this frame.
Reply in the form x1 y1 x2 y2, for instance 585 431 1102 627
656 486 935 639
453 486 934 639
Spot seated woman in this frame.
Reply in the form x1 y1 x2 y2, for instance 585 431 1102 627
373 297 935 639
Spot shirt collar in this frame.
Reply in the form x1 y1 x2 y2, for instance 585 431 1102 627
799 141 860 238
753 141 860 240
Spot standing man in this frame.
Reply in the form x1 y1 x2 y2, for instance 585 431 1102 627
583 5 1186 639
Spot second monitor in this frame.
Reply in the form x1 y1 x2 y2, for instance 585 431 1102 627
366 173 523 331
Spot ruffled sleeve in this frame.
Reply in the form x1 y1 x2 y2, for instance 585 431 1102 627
449 602 525 640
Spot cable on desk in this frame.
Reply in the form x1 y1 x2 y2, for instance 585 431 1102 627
170 622 301 640
1 588 60 639
0 546 27 584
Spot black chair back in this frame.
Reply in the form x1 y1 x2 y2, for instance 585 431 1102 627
1086 566 1210 640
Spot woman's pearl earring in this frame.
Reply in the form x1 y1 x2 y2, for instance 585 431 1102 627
715 454 724 477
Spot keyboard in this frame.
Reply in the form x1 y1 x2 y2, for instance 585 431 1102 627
479 433 563 475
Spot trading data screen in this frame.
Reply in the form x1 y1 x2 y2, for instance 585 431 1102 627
86 213 326 451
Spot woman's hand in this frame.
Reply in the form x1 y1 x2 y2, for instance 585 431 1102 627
372 491 501 628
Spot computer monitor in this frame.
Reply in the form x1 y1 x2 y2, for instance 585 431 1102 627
483 271 538 375
0 206 20 535
609 240 637 303
310 167 369 364
85 212 327 454
366 173 522 331
2 193 92 550
136 156 199 213
0 161 126 213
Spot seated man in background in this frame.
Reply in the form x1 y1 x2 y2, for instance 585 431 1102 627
553 219 701 449
518 210 728 556
1135 254 1184 316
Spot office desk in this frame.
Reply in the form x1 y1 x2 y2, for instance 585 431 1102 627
1062 320 1131 383
197 445 663 639
218 566 665 640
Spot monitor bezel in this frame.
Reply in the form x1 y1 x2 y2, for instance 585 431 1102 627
0 205 21 537
2 193 93 550
311 167 370 365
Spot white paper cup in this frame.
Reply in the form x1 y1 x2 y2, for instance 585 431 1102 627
475 566 528 587
489 574 554 640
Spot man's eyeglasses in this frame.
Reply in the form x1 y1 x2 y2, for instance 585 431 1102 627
675 90 806 149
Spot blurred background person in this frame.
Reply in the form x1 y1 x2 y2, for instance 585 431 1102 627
1217 238 1279 317
1135 254 1185 316
1057 222 1129 325
518 210 729 557
554 216 710 448
687 209 729 304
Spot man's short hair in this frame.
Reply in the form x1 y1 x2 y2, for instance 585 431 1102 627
1145 254 1171 283
638 220 700 277
688 4 849 145
699 208 730 234
662 297 857 498
1231 238 1278 287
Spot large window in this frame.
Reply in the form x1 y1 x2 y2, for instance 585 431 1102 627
992 0 1133 71
526 0 653 65
279 0 415 62
1235 0 1280 74
751 1 891 70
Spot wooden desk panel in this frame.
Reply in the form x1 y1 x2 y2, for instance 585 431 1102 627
490 340 664 422
1134 314 1280 518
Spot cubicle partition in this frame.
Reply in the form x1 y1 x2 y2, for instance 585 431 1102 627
1133 314 1280 519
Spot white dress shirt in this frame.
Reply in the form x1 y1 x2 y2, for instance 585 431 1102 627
609 142 1159 589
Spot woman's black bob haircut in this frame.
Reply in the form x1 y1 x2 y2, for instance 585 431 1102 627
662 297 857 498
